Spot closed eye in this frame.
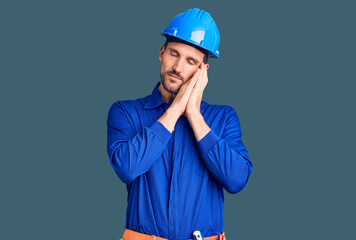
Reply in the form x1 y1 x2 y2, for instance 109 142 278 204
170 50 178 57
187 59 197 65
187 60 195 65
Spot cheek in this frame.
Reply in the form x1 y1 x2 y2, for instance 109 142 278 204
160 62 168 73
185 66 199 79
161 59 173 72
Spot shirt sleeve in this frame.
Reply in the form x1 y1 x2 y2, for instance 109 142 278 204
107 101 172 184
197 106 253 194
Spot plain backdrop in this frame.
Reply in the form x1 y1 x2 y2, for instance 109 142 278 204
1 0 355 239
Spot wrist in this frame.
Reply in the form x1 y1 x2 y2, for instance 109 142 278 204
185 109 201 119
169 104 184 117
157 106 181 133
186 112 210 141
186 110 202 123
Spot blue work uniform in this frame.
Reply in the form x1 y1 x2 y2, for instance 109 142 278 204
107 81 253 240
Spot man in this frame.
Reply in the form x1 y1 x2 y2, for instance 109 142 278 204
107 8 253 240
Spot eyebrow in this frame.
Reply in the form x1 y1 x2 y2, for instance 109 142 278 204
168 47 200 64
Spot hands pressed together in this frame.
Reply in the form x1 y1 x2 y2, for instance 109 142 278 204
158 62 211 139
171 62 209 118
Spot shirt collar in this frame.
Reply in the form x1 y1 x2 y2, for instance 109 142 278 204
144 81 167 109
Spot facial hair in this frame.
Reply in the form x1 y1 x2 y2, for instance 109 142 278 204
160 70 184 94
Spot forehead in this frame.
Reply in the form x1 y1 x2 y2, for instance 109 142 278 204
166 42 205 60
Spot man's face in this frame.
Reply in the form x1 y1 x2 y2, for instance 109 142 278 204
159 42 207 94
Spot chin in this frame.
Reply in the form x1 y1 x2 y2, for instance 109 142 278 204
162 78 181 94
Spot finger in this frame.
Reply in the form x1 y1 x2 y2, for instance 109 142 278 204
187 68 201 87
180 68 201 95
196 64 207 90
193 67 207 98
180 63 204 95
189 68 205 99
202 65 208 89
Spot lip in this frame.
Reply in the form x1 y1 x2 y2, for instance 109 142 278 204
168 73 181 80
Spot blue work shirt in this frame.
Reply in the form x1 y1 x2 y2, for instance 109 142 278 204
107 81 253 240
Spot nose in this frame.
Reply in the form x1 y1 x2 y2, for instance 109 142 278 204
173 58 184 74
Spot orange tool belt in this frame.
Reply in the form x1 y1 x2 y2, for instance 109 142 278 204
120 228 226 240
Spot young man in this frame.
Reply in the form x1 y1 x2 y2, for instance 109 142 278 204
107 8 253 240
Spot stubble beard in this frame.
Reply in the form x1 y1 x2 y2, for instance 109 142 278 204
160 71 182 95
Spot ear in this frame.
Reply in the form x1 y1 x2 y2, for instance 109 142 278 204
205 64 209 70
159 45 165 63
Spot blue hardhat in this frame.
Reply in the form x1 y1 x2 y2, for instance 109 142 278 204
161 8 220 58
